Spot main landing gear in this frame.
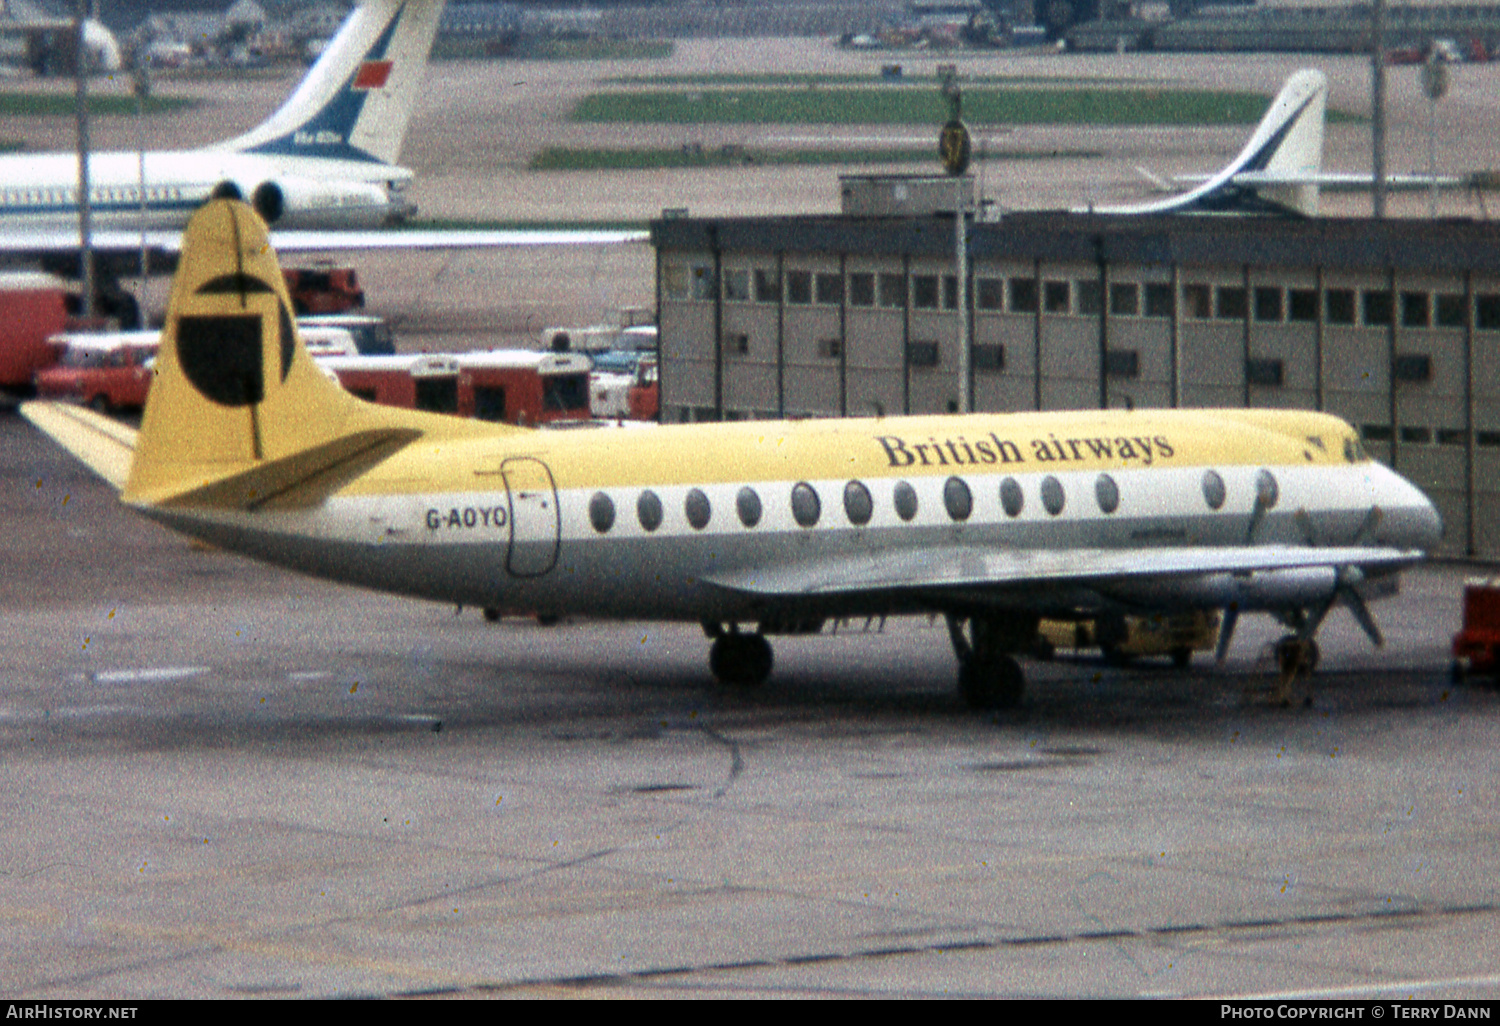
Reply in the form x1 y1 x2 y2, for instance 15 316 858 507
704 623 774 687
946 613 1038 710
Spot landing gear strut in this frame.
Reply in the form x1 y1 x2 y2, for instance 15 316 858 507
707 625 774 687
946 613 1037 710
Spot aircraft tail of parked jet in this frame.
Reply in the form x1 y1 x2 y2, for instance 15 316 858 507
216 0 444 168
1083 69 1329 216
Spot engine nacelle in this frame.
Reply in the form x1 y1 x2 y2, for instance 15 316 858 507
237 176 391 229
1108 566 1340 613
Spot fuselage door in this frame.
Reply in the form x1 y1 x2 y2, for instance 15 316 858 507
502 457 559 577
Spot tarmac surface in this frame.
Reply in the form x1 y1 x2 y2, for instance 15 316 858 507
2 39 1500 999
4 414 1500 999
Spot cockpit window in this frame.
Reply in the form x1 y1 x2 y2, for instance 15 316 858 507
1343 436 1369 463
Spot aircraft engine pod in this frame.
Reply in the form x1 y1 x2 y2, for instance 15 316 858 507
1110 566 1343 611
252 182 285 224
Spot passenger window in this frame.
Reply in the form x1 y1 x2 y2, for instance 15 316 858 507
943 477 972 521
588 492 615 533
637 490 663 532
844 480 873 526
791 482 821 527
685 488 712 530
893 481 918 522
1000 477 1024 518
1041 476 1065 517
736 486 762 528
1255 469 1279 510
1095 474 1119 514
1202 470 1226 510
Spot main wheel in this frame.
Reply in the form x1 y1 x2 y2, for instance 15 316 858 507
958 653 1024 710
709 632 773 687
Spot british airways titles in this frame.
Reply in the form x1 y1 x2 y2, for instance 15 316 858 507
875 432 1177 469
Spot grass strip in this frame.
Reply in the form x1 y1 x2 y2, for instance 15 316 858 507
0 93 193 117
530 145 1104 171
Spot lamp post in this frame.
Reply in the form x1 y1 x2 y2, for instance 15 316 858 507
74 0 94 317
938 65 972 413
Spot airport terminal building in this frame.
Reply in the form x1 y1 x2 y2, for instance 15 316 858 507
651 182 1500 558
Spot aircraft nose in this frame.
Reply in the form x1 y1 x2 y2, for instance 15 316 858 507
1382 468 1443 551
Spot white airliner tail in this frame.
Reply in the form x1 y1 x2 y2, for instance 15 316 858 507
1084 69 1328 216
216 0 444 167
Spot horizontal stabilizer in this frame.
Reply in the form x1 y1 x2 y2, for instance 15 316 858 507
20 401 139 491
703 544 1423 601
158 428 422 511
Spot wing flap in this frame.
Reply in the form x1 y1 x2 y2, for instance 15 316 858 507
702 544 1423 600
20 401 138 491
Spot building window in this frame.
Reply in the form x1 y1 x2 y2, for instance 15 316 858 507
1437 293 1467 328
1401 291 1430 328
849 272 875 307
1076 280 1102 316
1254 287 1283 322
662 265 689 301
912 275 939 309
1009 278 1039 313
906 341 940 368
976 277 1003 310
1246 357 1284 387
1325 289 1356 325
974 344 1005 372
1394 353 1432 383
817 338 842 360
1401 426 1432 444
816 272 843 305
754 268 781 303
1182 284 1211 319
726 332 750 356
1144 283 1174 318
878 273 906 308
1044 280 1070 313
691 264 716 301
1363 290 1394 326
722 268 750 302
1105 349 1139 378
1215 286 1248 320
786 270 812 305
1109 283 1139 316
1288 289 1318 322
1477 294 1500 329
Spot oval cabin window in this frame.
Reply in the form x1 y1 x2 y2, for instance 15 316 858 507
1041 476 1066 517
843 480 873 526
790 482 821 528
943 477 972 521
637 490 663 532
1095 474 1119 515
684 488 712 530
588 492 615 533
736 486 762 528
893 481 919 522
1000 477 1024 518
1202 469 1227 511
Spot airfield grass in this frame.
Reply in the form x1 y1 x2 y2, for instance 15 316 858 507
604 73 1151 86
530 144 1103 171
0 94 193 117
573 86 1337 126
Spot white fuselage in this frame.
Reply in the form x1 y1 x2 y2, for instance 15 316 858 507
0 149 409 232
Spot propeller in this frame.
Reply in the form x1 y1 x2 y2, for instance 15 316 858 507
1215 604 1240 663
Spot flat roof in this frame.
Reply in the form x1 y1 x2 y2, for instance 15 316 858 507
651 212 1500 274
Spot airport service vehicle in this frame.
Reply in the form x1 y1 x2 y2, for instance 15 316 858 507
1037 611 1220 668
456 351 592 426
34 331 159 413
318 354 464 414
21 201 1445 709
1452 579 1500 679
0 272 73 399
297 314 396 355
283 267 365 315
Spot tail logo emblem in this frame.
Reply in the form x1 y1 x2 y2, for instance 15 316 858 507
175 273 297 407
353 60 394 90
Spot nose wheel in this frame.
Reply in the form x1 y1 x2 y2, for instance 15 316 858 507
709 629 774 687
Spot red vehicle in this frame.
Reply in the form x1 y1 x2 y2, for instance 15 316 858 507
458 351 592 425
1452 579 1500 680
34 331 160 413
318 350 594 425
283 266 365 315
0 272 73 399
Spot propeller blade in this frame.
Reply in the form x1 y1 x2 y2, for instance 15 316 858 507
1215 606 1240 663
1354 506 1384 545
1340 585 1385 647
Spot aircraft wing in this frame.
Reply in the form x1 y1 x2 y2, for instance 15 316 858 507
702 544 1422 604
0 226 648 264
